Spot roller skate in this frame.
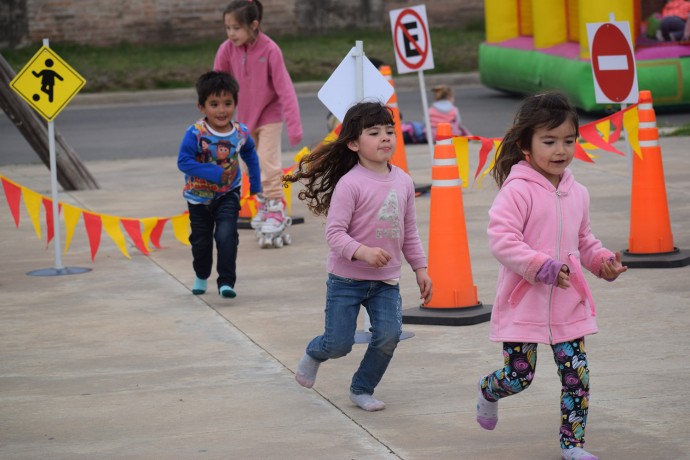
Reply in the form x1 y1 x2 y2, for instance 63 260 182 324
250 193 266 231
257 198 292 248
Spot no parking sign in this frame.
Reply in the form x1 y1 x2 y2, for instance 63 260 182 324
389 5 435 75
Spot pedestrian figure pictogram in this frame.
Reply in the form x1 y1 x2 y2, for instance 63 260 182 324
32 58 64 103
10 46 86 121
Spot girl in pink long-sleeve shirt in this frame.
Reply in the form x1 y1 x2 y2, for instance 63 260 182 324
284 102 432 412
476 92 626 460
214 0 303 235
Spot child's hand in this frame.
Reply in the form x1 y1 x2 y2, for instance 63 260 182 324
353 245 391 268
601 251 627 281
415 268 433 304
557 265 571 289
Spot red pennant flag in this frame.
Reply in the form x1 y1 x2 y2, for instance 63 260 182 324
474 136 497 180
1 177 22 227
121 218 150 255
607 111 624 144
150 218 169 249
579 123 624 156
82 212 103 261
575 142 595 163
42 198 54 247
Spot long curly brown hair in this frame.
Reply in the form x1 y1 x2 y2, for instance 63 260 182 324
283 101 394 216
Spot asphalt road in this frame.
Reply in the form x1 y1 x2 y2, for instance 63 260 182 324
2 83 690 166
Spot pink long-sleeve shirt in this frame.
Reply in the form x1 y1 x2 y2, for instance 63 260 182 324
325 164 427 281
213 32 303 146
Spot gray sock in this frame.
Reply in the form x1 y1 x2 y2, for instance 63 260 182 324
349 392 385 411
295 353 320 388
561 447 598 460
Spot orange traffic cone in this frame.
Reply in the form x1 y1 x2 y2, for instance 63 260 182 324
379 65 409 173
622 90 690 268
238 173 254 219
380 65 431 195
402 123 492 326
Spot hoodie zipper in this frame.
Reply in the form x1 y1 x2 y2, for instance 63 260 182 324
548 189 563 344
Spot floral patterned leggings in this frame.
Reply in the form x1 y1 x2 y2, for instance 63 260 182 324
479 338 590 449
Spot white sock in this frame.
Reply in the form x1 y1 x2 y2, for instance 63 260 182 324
476 380 498 430
349 392 385 411
295 353 320 388
561 447 598 460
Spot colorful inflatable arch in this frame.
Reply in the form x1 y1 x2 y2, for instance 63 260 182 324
480 0 690 111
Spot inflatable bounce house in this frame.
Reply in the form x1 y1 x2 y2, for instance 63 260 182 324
479 0 690 111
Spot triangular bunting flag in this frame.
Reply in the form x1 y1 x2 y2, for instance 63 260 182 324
22 187 43 240
140 217 159 252
171 213 191 246
149 218 169 249
121 218 150 255
62 203 82 254
1 176 22 227
452 136 469 188
102 214 131 259
82 211 103 261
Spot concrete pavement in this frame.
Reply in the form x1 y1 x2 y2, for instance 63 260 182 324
1 133 689 459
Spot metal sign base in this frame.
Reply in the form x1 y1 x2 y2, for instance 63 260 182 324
27 267 92 277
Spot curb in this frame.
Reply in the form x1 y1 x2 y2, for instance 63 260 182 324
70 72 481 107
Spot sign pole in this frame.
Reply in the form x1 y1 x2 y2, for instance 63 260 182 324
354 40 364 101
46 38 63 270
17 39 91 277
607 13 634 179
418 69 434 160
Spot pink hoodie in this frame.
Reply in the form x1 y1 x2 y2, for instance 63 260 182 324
214 32 303 147
487 162 614 344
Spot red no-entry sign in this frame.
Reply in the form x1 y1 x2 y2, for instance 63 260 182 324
587 21 638 104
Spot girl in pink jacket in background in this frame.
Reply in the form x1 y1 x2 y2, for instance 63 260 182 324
428 84 470 140
475 92 626 460
214 0 303 239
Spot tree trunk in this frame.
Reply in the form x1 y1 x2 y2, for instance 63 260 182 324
0 53 99 191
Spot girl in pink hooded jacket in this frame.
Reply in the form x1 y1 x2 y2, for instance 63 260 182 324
475 92 627 460
214 0 303 234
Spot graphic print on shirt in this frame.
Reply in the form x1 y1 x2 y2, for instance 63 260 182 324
183 120 247 198
376 188 401 239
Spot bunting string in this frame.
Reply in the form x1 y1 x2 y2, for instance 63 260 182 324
0 103 641 261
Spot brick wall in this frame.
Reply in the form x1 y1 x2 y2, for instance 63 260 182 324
2 0 485 49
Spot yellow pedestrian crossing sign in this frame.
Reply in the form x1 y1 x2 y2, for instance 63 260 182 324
9 46 86 122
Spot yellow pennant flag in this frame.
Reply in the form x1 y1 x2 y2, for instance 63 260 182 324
102 214 131 259
21 187 42 240
596 120 611 141
293 146 310 164
623 105 641 159
171 214 191 245
283 182 293 213
140 217 158 252
62 203 82 253
452 136 470 188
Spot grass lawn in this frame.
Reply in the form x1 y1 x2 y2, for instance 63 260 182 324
1 25 484 93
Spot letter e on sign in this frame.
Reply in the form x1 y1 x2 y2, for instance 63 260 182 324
389 5 435 75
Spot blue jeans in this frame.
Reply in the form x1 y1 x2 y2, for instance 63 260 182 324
187 189 240 290
305 274 402 395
